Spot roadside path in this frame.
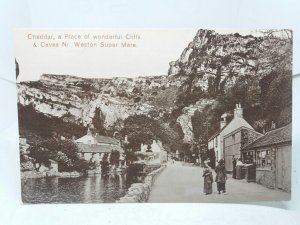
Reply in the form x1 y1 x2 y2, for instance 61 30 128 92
148 161 290 203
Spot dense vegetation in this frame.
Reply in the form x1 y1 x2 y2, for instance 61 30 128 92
26 138 93 172
121 114 184 153
181 30 292 137
18 103 87 145
18 30 292 165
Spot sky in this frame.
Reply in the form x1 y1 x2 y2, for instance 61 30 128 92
15 29 260 82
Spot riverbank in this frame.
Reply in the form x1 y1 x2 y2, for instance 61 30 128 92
21 170 83 179
21 167 128 179
116 164 166 203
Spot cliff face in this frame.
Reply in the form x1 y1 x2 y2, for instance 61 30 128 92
18 29 278 143
168 29 270 92
17 74 184 131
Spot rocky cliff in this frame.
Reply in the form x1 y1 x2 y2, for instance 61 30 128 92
18 29 290 144
168 29 269 92
17 74 185 131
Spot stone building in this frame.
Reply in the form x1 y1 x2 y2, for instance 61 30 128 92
208 103 254 166
223 127 262 172
241 123 292 192
75 128 123 162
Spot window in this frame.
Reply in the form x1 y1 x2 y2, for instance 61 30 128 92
243 151 254 164
215 136 218 147
232 134 235 144
256 150 271 169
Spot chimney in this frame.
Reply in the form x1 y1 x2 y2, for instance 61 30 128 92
234 103 243 118
220 113 227 129
87 127 92 136
271 121 276 130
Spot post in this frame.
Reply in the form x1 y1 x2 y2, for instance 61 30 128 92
202 121 211 167
199 146 201 164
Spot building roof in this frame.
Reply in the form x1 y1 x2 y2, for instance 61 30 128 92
75 134 119 145
94 135 119 145
77 143 123 153
223 126 262 139
242 123 292 150
208 117 253 141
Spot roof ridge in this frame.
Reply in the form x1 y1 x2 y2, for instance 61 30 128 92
264 123 291 135
242 123 291 150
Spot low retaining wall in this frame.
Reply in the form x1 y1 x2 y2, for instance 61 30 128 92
256 169 276 189
116 165 166 203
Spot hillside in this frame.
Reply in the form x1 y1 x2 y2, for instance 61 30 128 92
17 29 292 152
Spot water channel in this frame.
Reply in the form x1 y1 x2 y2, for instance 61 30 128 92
21 173 144 203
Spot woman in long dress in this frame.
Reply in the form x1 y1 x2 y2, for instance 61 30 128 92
215 159 227 194
202 162 213 195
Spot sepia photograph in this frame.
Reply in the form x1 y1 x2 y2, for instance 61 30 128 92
15 29 292 203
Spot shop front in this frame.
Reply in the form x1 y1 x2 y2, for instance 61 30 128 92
241 124 292 192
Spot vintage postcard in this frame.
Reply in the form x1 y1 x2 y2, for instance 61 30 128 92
15 29 292 203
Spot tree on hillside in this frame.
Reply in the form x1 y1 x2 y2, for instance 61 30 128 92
121 114 184 154
256 29 292 75
92 107 106 135
28 138 91 172
259 70 292 128
255 30 292 129
191 109 207 140
18 104 87 144
121 115 155 151
27 146 51 171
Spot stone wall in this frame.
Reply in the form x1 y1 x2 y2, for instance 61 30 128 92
116 165 166 203
241 129 263 148
256 169 275 189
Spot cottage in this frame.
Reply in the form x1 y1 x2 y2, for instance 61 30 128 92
208 103 254 167
75 128 123 162
241 123 292 192
223 127 262 172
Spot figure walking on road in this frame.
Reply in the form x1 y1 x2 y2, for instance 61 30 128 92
202 162 213 195
215 159 227 194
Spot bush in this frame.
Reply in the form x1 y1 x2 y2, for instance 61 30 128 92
27 138 91 172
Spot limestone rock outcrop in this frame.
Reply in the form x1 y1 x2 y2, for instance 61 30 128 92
18 29 275 143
